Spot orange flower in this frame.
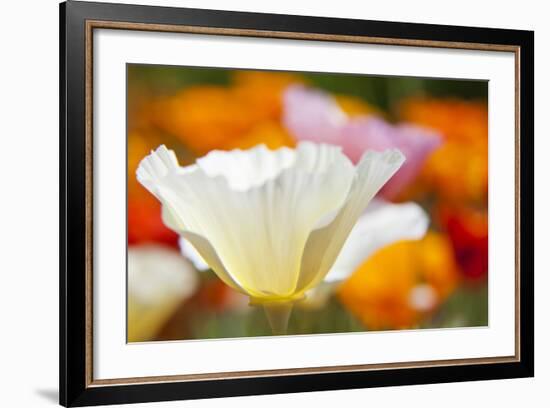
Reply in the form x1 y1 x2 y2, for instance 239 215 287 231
151 86 257 154
128 197 179 247
400 98 488 145
151 71 302 154
232 70 302 119
398 98 488 204
334 94 380 117
419 233 461 298
422 141 488 203
219 121 295 151
338 232 459 330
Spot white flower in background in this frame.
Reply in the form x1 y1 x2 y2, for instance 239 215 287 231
137 142 404 333
408 283 439 312
128 244 198 342
300 199 429 308
179 236 210 271
325 199 429 282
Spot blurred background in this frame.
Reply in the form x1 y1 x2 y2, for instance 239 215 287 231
127 64 488 342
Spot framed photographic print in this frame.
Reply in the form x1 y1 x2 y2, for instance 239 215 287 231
59 0 534 406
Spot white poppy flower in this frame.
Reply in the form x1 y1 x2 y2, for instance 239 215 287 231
180 199 428 279
137 142 404 333
128 244 198 342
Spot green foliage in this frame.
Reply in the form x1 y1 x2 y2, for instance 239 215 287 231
128 63 487 112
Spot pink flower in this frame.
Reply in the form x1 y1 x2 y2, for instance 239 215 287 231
283 85 441 199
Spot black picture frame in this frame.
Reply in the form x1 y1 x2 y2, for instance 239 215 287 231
60 1 534 406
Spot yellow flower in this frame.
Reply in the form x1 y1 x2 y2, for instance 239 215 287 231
338 231 459 330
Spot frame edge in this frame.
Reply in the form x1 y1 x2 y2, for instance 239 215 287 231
59 1 68 406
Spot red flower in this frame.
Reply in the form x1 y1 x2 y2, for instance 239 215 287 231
128 198 179 247
439 206 488 281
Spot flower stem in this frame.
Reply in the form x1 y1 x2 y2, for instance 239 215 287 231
262 302 293 335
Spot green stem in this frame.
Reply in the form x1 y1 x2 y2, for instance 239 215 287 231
262 302 293 335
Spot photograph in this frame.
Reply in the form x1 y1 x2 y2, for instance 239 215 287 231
55 1 534 406
127 65 489 342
